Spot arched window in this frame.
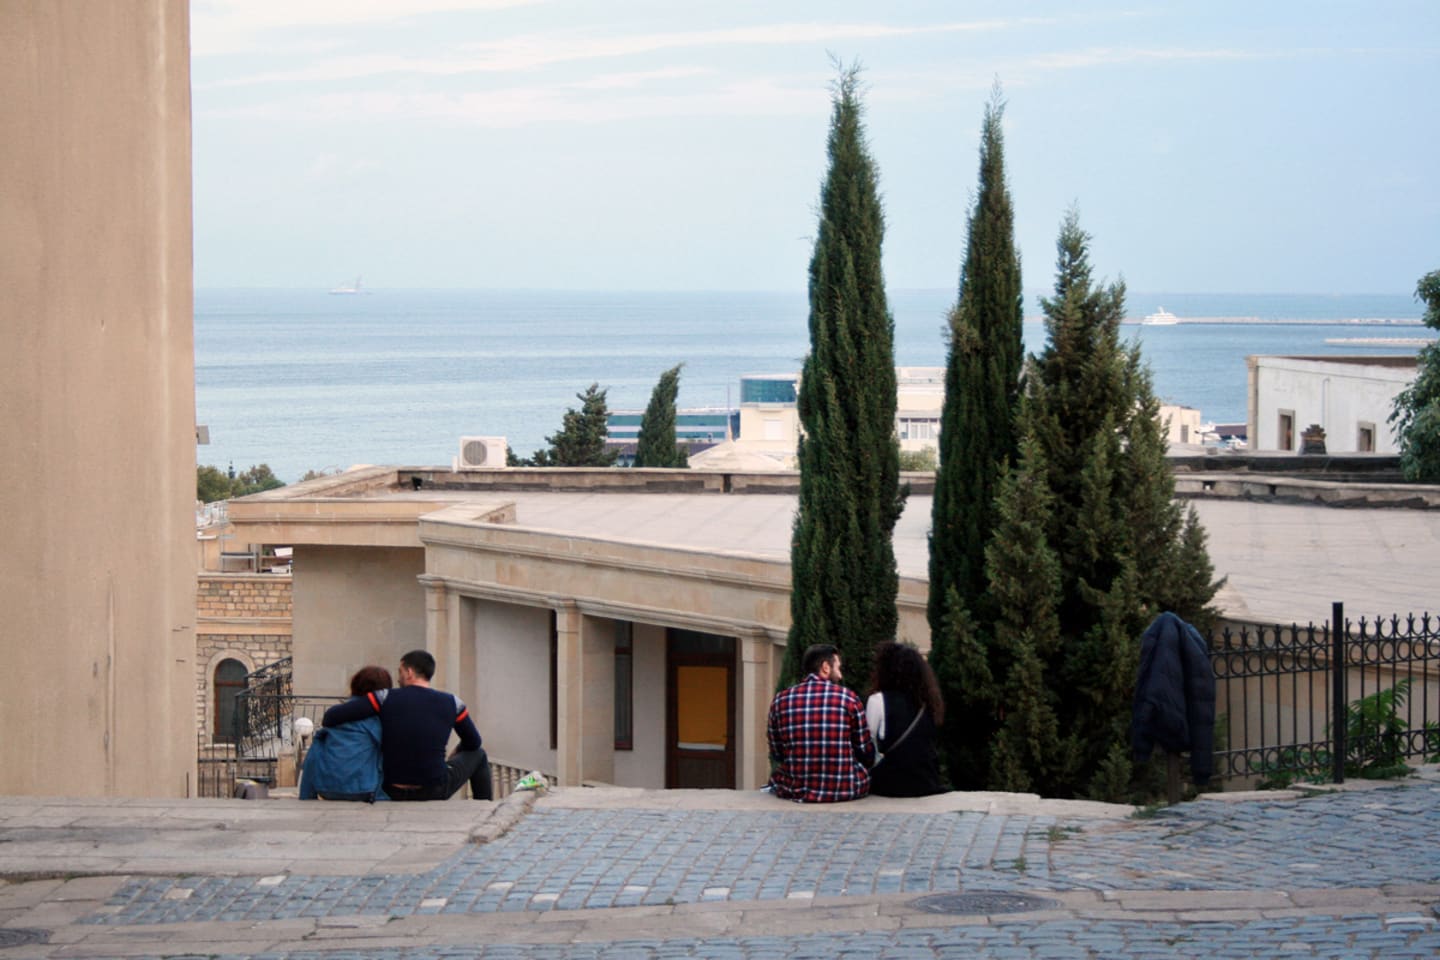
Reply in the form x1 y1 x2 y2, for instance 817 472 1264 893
213 658 247 742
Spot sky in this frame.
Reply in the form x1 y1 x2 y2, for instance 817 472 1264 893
190 1 1439 295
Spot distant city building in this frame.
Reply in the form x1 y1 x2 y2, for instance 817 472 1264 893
605 408 738 465
1246 355 1418 453
1160 404 1205 446
686 368 948 465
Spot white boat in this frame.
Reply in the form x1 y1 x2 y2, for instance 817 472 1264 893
1142 307 1179 326
329 276 364 295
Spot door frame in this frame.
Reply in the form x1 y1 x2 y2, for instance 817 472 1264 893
664 631 736 789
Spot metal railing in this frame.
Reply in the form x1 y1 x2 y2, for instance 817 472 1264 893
1210 602 1440 787
234 658 294 760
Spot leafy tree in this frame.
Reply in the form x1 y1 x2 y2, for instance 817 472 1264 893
231 464 284 497
197 465 233 503
986 211 1220 800
1390 269 1440 481
927 88 1026 787
196 463 285 502
784 63 906 688
897 447 937 471
530 383 618 467
633 364 689 468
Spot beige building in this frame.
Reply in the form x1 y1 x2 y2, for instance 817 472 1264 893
221 464 1440 797
1159 404 1206 446
1 2 197 796
225 468 935 792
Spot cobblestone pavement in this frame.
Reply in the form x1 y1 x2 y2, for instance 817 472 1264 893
1052 778 1440 892
4 776 1438 958
84 780 1440 928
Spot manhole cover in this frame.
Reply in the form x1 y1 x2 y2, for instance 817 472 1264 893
0 928 51 948
910 892 1059 915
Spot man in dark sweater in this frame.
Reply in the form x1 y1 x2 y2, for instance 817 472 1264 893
322 649 493 801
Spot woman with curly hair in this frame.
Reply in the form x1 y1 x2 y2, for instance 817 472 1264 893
865 641 945 796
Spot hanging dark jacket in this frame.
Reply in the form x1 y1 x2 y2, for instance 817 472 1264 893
1131 611 1216 784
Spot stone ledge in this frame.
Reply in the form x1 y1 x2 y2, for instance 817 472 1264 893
469 787 540 844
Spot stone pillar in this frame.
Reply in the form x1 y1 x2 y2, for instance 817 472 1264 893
554 605 615 786
738 630 774 790
421 577 458 691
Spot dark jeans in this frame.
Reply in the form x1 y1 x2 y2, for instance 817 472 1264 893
386 747 493 801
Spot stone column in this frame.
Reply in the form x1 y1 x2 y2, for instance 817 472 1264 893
421 577 458 691
738 629 774 790
554 605 615 786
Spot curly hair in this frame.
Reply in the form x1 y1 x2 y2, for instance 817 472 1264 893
349 665 393 697
867 641 944 726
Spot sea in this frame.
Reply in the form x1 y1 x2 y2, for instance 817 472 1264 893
195 288 1431 484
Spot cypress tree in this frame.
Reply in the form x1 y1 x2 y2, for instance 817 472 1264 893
784 64 905 687
634 364 688 468
982 431 1064 793
927 87 1026 787
994 210 1219 800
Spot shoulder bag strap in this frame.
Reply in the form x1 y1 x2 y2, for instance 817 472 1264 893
883 706 926 754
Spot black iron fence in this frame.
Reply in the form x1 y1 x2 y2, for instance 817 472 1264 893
1210 602 1440 787
195 656 341 797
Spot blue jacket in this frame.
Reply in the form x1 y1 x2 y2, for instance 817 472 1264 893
298 716 387 802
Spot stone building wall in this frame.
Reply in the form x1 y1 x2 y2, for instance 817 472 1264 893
196 574 293 742
198 574 294 619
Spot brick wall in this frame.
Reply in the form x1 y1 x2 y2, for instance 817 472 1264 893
197 573 293 619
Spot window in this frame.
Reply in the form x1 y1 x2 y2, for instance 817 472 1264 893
1357 422 1376 453
615 621 633 750
899 418 939 441
763 418 784 441
213 658 247 742
1278 411 1295 451
740 377 797 404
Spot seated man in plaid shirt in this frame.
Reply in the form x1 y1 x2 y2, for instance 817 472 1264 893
767 643 876 802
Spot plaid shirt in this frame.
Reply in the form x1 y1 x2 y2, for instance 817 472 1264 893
767 673 875 802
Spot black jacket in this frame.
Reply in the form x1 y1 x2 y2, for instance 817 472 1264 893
1131 611 1216 784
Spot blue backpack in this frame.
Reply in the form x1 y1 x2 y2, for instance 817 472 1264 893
298 716 387 802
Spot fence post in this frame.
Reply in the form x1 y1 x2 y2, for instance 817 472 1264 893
1331 601 1346 784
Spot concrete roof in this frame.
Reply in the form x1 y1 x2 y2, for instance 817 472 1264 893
480 492 1437 627
234 465 1439 627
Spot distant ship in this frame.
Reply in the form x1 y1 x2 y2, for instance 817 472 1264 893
1141 307 1179 325
329 276 365 295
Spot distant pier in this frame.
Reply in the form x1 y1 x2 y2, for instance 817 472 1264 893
1123 316 1424 326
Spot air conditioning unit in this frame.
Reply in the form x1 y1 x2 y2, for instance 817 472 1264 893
458 436 508 469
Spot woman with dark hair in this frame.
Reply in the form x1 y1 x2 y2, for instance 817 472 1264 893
299 665 392 802
865 641 945 797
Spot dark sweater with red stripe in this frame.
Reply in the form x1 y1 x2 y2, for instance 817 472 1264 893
323 685 481 789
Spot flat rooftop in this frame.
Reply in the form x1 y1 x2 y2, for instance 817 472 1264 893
237 468 1440 626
